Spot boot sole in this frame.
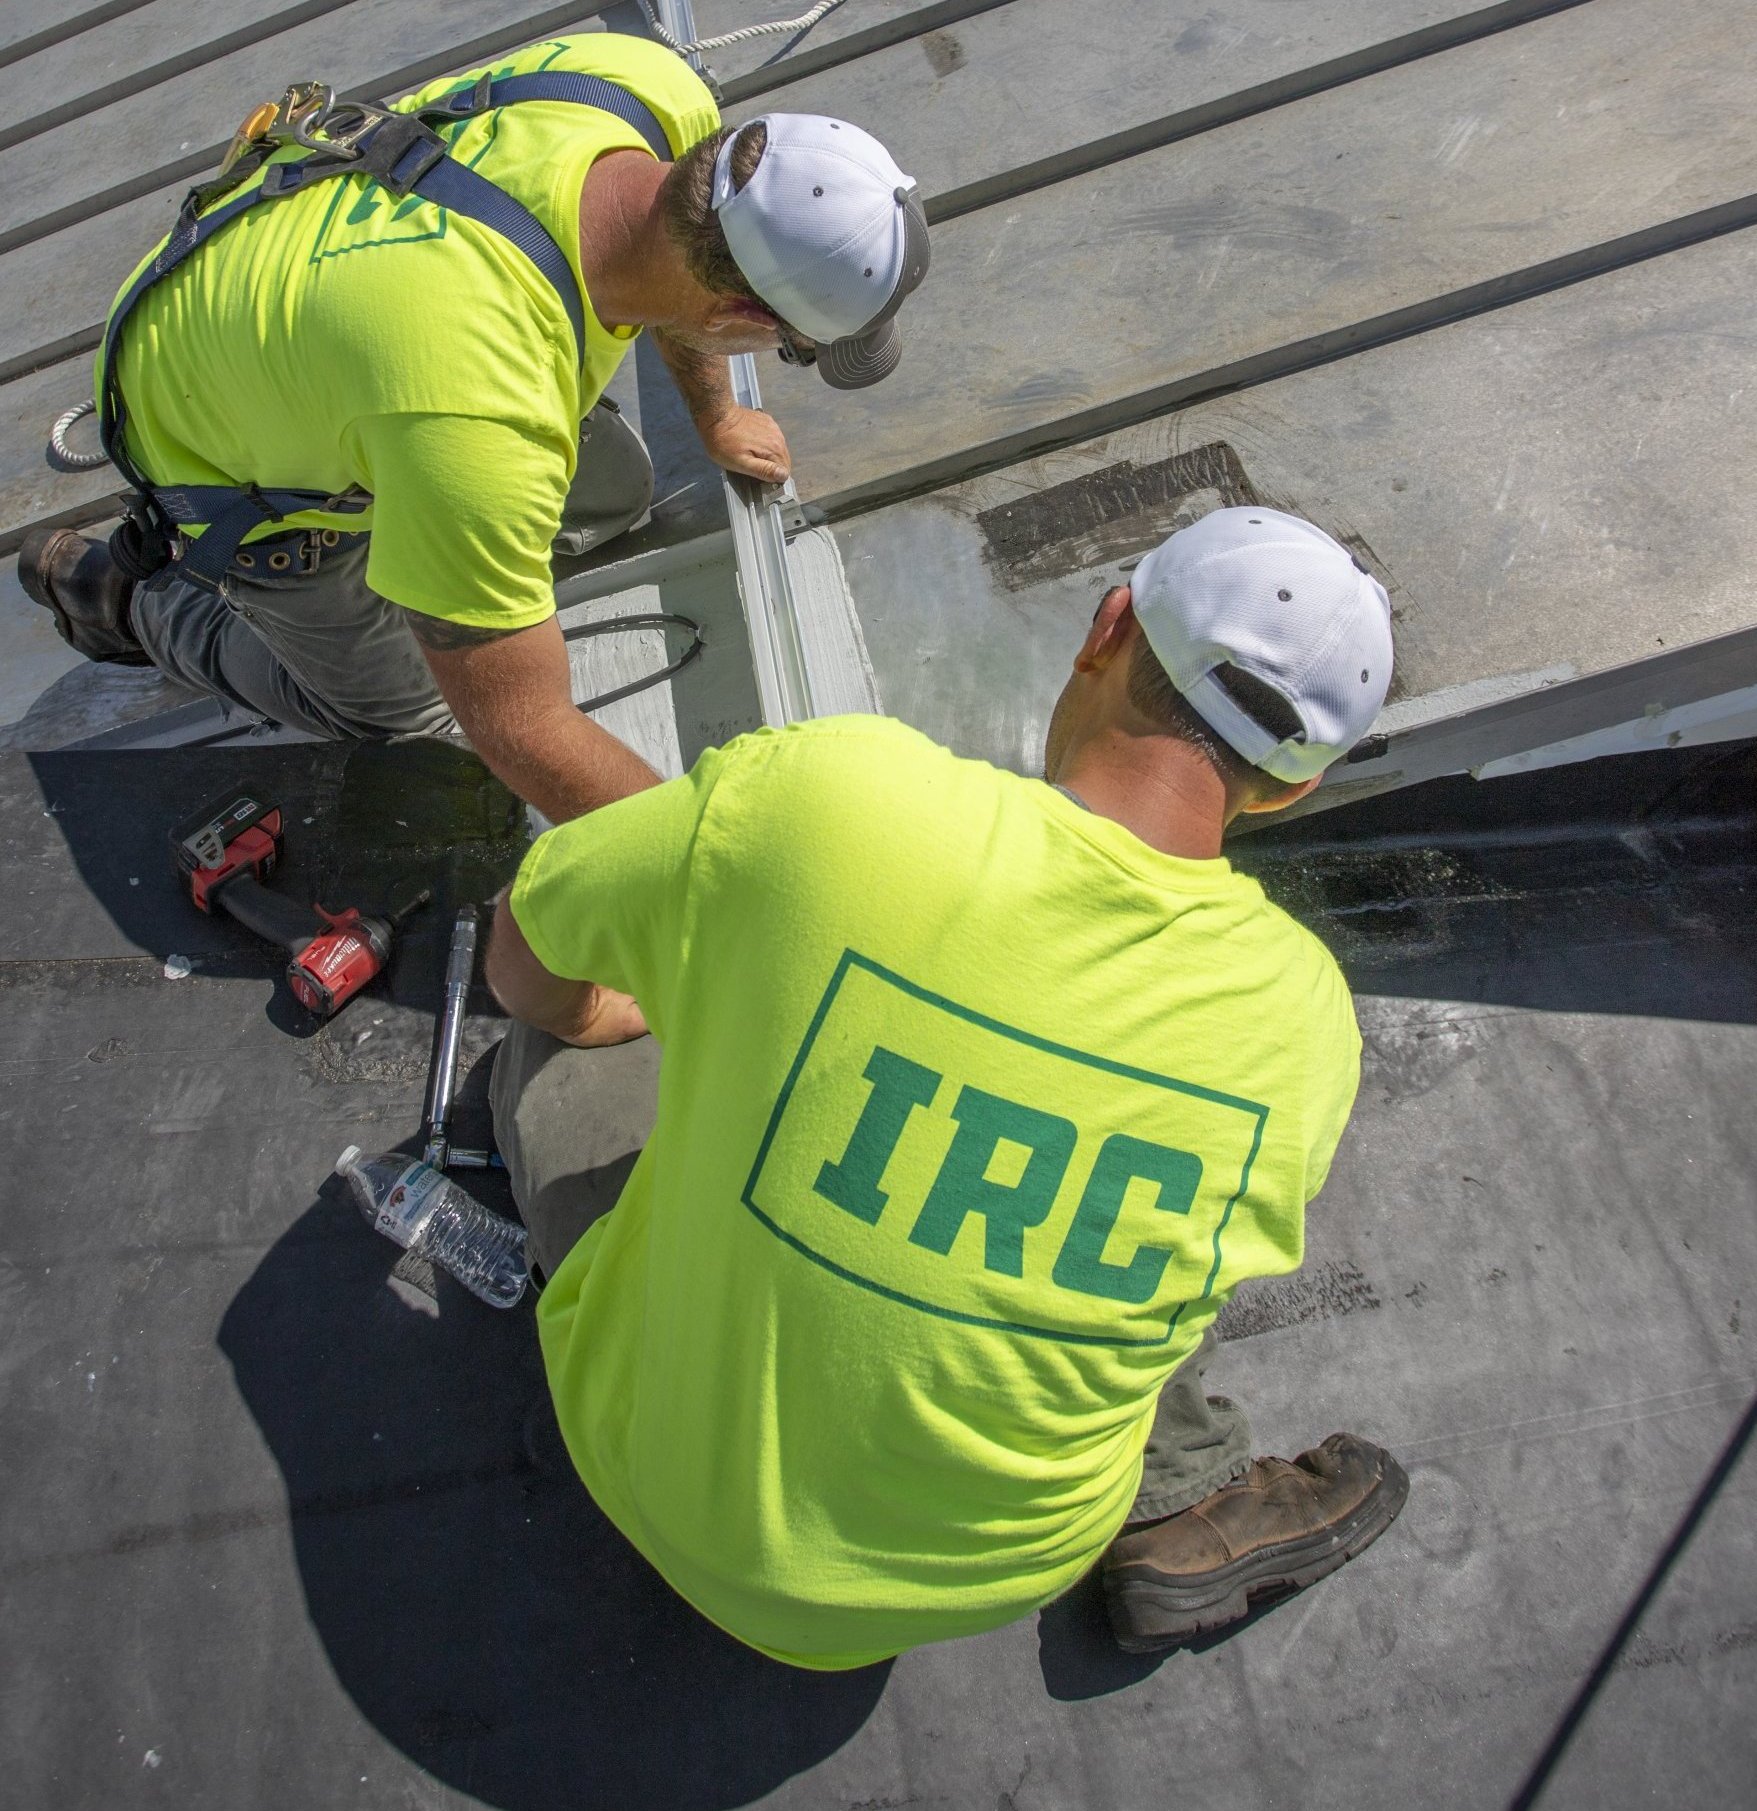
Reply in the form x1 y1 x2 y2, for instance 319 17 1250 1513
1103 1453 1410 1653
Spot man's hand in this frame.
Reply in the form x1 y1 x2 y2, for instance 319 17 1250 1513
404 610 659 823
695 404 792 484
485 891 649 1046
652 327 792 485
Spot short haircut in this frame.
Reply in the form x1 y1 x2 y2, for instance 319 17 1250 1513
1125 632 1304 796
658 121 770 307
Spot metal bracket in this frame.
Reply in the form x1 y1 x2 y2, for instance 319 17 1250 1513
774 479 813 536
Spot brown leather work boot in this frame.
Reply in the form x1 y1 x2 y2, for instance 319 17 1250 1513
17 527 150 666
1102 1433 1408 1652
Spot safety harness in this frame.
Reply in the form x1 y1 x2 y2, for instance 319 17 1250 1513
100 72 674 592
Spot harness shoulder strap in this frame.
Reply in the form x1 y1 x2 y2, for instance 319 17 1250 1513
403 71 675 363
423 70 673 162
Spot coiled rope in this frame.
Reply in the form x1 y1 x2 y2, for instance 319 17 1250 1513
633 0 848 57
48 398 108 471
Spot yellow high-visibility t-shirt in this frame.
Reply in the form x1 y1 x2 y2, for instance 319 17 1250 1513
510 717 1364 1670
100 34 719 628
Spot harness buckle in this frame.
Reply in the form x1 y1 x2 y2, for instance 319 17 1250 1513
272 82 360 156
245 82 389 163
252 91 445 199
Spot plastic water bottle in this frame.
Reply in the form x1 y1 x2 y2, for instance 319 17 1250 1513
336 1146 528 1309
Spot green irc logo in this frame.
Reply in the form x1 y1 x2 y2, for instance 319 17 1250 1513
819 1049 1206 1303
741 952 1269 1348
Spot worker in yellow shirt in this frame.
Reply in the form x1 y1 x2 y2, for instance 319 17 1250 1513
485 506 1409 1667
20 34 927 824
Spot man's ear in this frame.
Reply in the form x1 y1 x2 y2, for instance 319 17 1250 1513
1075 584 1135 674
1239 773 1322 816
702 296 779 336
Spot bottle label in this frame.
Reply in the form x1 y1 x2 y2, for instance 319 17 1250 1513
375 1162 446 1240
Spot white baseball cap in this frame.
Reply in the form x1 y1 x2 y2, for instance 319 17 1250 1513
711 113 931 389
1130 507 1394 783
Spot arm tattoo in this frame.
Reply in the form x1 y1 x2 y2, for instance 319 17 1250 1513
402 609 518 652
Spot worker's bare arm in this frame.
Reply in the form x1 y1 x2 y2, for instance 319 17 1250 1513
653 327 791 483
403 609 660 823
652 326 734 423
484 889 649 1046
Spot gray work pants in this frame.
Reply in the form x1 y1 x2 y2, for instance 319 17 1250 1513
128 401 654 739
489 1022 1253 1523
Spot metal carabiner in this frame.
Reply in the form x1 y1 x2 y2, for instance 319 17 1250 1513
217 82 345 174
274 82 342 151
270 82 389 160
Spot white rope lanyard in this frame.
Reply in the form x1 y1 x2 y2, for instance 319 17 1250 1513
632 0 848 58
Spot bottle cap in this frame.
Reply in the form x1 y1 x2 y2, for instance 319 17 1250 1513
334 1144 361 1176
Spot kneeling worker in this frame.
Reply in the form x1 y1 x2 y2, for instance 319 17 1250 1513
22 34 927 823
485 506 1409 1665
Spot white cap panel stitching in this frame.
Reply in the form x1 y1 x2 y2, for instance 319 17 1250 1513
709 113 916 348
1130 506 1393 783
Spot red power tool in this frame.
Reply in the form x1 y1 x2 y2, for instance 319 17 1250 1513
171 790 429 1017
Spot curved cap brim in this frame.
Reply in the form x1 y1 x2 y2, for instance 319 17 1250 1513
818 318 903 389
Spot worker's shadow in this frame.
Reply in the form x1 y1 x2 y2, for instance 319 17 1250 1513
218 1176 889 1811
20 738 527 1040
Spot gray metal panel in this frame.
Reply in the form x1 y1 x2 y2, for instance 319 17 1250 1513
0 0 151 53
0 555 83 729
1310 629 1757 814
763 0 1757 514
0 642 202 754
0 188 185 382
0 0 350 146
693 0 995 90
731 0 1561 217
0 355 123 554
836 226 1757 782
558 548 766 778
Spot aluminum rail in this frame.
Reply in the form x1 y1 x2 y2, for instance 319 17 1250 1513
654 0 821 726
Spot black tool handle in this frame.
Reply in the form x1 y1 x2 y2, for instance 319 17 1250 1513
213 876 317 954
